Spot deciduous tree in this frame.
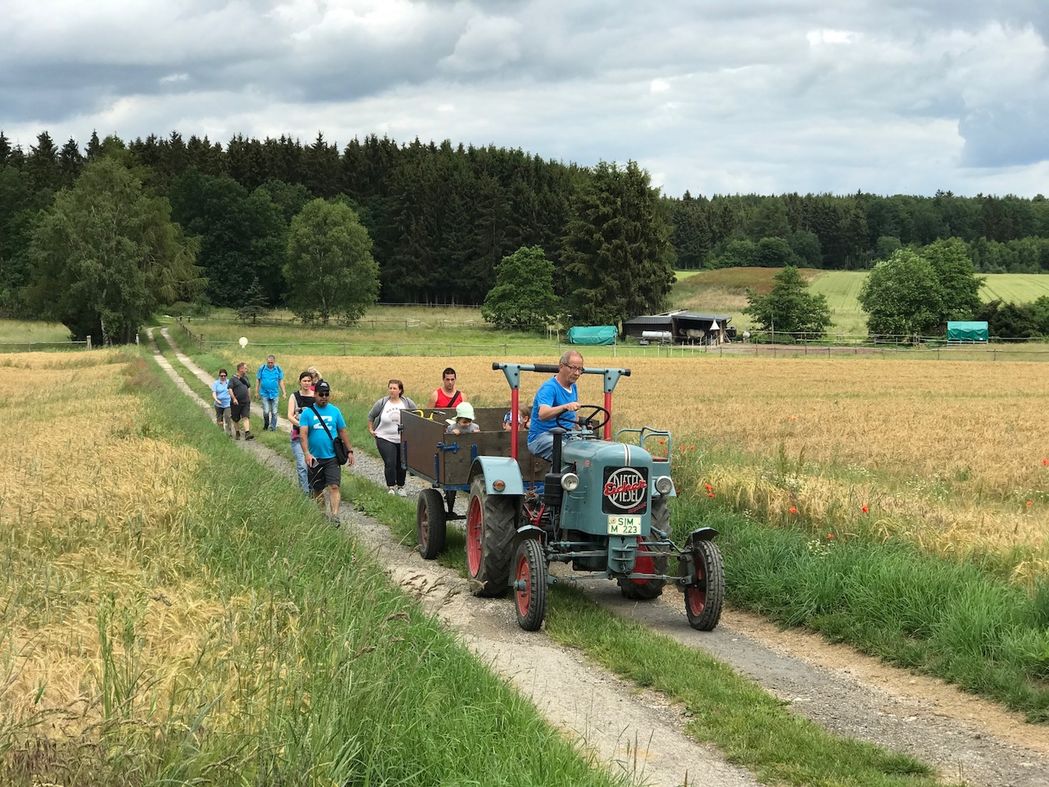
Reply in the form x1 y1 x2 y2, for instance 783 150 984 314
858 249 943 339
744 266 831 337
481 246 561 331
284 199 378 324
26 158 201 343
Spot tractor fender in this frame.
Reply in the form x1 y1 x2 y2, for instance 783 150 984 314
685 527 719 546
514 524 545 543
468 456 525 495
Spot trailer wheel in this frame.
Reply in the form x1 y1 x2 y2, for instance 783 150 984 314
514 538 547 631
466 477 517 597
417 488 447 559
684 539 725 631
618 540 667 600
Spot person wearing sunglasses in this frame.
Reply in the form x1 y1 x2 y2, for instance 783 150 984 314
211 368 235 438
300 380 355 525
526 350 583 460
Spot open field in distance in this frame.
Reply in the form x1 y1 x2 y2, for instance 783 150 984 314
673 269 1049 334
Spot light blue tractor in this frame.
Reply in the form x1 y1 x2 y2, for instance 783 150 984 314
402 361 724 632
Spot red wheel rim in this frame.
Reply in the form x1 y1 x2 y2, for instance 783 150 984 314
515 551 531 616
628 541 655 586
466 496 482 576
419 506 430 545
686 557 706 614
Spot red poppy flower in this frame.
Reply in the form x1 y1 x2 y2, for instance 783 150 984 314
861 505 869 514
788 506 798 515
707 492 715 499
826 532 836 541
1027 499 1034 508
1042 458 1049 467
704 483 714 492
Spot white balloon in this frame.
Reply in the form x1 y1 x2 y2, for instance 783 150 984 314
238 336 248 348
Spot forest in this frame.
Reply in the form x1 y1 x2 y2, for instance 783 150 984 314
2 129 1049 319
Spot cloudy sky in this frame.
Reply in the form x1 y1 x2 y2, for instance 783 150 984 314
3 0 1048 197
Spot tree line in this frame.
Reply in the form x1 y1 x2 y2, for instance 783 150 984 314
0 131 674 340
669 191 1049 272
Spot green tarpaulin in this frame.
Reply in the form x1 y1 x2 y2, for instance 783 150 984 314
947 321 989 342
567 325 617 345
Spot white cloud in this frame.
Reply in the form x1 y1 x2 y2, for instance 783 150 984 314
2 1 1048 196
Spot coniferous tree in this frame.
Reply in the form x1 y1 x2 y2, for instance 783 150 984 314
561 161 673 324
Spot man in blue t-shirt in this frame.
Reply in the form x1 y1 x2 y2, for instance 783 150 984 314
299 380 355 525
256 354 286 431
527 350 584 460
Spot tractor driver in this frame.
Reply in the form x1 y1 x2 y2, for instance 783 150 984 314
527 350 583 461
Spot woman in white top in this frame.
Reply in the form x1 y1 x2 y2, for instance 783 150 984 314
367 379 418 495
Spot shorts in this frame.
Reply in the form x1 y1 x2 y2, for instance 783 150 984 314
231 401 250 420
309 457 341 491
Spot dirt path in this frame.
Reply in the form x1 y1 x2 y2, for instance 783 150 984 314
152 329 1049 786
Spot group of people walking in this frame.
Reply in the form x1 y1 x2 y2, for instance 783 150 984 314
211 352 588 524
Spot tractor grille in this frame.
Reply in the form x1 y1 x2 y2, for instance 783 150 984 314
601 466 648 515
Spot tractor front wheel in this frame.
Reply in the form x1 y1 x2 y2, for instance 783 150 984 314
513 538 547 631
417 488 447 559
466 477 517 597
684 539 725 631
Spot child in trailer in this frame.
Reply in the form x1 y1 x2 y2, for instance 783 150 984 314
445 402 480 435
502 404 531 432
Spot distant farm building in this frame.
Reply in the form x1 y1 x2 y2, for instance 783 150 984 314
623 311 733 345
946 321 989 343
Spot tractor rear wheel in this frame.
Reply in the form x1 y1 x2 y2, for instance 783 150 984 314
684 539 725 631
618 540 667 600
513 538 547 631
416 488 447 559
465 477 517 597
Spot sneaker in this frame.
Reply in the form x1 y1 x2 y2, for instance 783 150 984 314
388 487 396 495
396 487 408 497
328 514 341 527
245 432 255 441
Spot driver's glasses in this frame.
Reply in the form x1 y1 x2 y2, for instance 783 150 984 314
563 364 583 373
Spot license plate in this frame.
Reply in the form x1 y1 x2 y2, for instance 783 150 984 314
607 515 641 535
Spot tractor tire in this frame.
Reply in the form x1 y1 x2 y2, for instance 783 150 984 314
465 477 517 597
618 497 669 600
513 538 548 631
417 488 447 560
684 539 725 631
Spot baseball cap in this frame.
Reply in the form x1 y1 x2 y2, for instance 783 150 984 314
315 380 331 394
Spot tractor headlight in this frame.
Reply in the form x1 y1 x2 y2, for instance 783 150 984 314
654 475 674 495
561 472 580 492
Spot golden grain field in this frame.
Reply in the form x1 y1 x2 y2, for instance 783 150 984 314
0 351 249 743
292 354 1049 577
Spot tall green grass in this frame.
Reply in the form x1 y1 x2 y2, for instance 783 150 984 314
2 355 622 787
673 497 1049 722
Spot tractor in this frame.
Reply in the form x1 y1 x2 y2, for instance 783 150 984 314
401 361 724 632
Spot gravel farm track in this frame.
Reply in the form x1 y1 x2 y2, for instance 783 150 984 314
151 327 1049 787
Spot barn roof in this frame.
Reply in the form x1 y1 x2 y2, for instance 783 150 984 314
624 310 732 326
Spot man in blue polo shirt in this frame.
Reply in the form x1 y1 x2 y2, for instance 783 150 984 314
527 350 583 460
256 354 286 431
299 380 355 525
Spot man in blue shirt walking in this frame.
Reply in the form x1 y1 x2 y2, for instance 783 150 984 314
256 354 286 431
527 350 583 460
299 380 355 525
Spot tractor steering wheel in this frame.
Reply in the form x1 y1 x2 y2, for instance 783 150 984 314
556 404 610 433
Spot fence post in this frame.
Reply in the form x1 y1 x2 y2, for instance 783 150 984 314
86 335 93 350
